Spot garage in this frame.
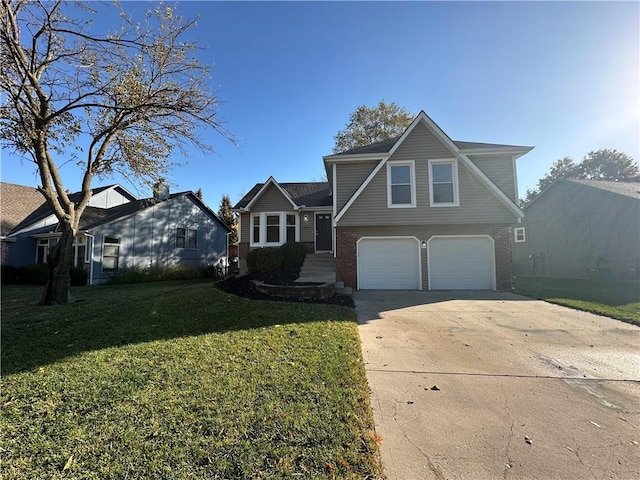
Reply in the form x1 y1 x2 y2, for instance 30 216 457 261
428 236 495 290
358 237 421 290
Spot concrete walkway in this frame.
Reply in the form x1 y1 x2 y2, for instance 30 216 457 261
354 290 640 480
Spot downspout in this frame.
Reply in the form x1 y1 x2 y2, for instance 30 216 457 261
84 232 95 285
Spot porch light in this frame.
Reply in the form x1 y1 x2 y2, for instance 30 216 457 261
303 214 309 222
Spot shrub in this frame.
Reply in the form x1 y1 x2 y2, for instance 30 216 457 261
69 266 88 286
1 265 19 285
107 262 216 284
20 264 49 285
246 247 284 273
281 242 306 268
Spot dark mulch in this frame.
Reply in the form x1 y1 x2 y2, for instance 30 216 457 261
215 273 354 308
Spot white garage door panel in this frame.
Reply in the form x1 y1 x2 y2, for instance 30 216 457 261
429 237 494 290
359 238 420 290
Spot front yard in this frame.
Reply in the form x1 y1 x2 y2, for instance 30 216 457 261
1 281 381 479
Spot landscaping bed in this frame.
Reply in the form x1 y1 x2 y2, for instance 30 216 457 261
217 273 354 307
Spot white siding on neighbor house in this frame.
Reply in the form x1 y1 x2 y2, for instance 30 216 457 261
468 155 517 203
88 187 132 209
338 123 517 226
90 195 227 283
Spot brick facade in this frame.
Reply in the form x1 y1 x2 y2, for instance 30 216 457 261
492 225 513 290
335 226 358 288
238 242 249 259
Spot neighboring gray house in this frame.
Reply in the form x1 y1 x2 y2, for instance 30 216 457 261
512 178 640 280
5 184 231 284
235 111 533 291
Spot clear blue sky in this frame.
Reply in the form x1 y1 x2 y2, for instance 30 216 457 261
2 1 638 211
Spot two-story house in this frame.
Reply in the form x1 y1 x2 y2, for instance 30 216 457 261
234 111 533 290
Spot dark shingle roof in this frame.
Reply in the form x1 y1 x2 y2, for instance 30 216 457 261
234 182 331 209
1 183 46 236
332 137 530 156
565 179 640 200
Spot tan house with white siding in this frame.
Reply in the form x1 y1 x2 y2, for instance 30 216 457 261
234 111 533 291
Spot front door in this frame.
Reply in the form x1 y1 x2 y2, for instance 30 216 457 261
315 214 332 252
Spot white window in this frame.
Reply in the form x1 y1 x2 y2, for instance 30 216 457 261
514 227 526 243
429 159 459 207
176 228 198 249
252 215 260 244
36 236 86 267
102 236 120 271
387 161 416 208
286 214 296 243
250 212 299 246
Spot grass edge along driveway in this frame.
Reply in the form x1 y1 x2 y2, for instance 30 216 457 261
1 281 382 479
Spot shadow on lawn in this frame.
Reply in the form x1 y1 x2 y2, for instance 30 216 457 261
1 280 355 376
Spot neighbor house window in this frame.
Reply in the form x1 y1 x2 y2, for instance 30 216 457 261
286 214 296 242
266 215 280 243
176 228 198 249
36 236 86 267
514 227 526 243
429 159 459 206
102 236 120 271
387 161 416 207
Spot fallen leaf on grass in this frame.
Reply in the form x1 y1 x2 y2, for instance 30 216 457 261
63 454 74 471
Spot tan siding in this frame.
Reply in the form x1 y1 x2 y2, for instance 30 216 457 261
300 211 315 243
240 212 250 243
252 184 294 211
339 124 516 226
468 155 517 202
336 161 379 212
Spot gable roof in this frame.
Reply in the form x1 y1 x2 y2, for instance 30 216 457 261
0 183 46 236
8 184 136 235
564 178 640 200
331 111 530 222
8 187 231 236
234 180 331 210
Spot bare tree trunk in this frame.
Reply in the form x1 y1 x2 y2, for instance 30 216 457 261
40 224 75 305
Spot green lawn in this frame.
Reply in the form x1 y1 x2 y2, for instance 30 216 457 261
514 276 640 325
1 281 382 479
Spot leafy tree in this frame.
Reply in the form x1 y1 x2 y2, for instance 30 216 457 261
521 149 638 206
333 101 413 153
218 194 237 245
1 1 232 304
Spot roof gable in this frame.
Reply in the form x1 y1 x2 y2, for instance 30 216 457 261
234 178 331 210
334 111 526 222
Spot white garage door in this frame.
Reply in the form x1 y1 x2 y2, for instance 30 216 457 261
428 236 495 290
358 237 420 290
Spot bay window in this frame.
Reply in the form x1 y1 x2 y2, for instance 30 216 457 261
250 212 299 246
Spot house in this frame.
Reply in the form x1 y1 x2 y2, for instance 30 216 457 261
234 111 533 291
512 178 640 281
1 182 47 264
4 183 232 284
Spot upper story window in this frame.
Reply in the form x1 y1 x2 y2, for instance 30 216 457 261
429 159 459 207
387 160 416 208
514 227 526 243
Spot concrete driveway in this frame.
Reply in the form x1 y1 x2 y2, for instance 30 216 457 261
354 291 640 480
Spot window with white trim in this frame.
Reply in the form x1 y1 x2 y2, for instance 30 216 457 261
102 236 120 271
387 161 416 207
429 159 459 206
36 236 86 267
514 227 526 243
250 212 299 246
286 214 296 242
